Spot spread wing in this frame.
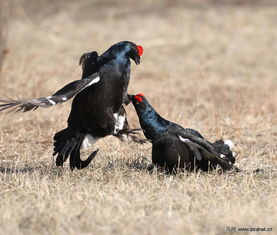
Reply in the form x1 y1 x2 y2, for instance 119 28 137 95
0 73 100 113
170 129 235 170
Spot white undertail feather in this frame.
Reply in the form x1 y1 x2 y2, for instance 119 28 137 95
113 113 126 134
224 139 234 149
81 134 98 150
224 139 236 157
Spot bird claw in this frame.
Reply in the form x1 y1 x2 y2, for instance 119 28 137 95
132 137 148 144
126 128 142 135
114 128 142 137
114 128 148 144
128 134 149 144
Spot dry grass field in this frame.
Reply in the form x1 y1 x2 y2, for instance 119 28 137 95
0 0 276 234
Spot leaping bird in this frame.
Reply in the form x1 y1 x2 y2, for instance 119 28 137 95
0 41 143 170
129 93 239 174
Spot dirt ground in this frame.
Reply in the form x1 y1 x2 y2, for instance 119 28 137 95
0 0 276 234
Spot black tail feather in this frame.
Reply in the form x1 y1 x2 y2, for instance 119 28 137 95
53 128 98 170
74 149 99 170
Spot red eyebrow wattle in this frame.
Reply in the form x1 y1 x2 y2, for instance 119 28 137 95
137 45 143 56
134 95 143 103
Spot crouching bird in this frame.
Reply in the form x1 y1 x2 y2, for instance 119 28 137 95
130 93 239 174
0 41 143 170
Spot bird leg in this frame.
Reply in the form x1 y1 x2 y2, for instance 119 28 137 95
114 128 149 144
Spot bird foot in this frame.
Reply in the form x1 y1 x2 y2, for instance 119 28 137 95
122 128 142 135
114 128 148 143
130 136 148 144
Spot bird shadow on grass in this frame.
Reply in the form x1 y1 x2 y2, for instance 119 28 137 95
125 157 156 173
104 156 154 173
103 157 276 177
0 163 53 175
104 157 229 176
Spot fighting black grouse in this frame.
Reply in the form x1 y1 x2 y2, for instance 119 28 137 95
130 93 238 174
0 41 143 170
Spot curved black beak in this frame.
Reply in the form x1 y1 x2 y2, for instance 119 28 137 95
134 55 140 65
125 94 134 105
128 94 134 100
129 50 141 65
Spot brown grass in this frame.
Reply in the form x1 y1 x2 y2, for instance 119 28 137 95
0 1 276 234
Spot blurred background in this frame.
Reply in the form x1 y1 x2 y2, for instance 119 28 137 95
1 0 276 78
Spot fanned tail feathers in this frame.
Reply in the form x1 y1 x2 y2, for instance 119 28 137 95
214 139 236 164
53 129 98 170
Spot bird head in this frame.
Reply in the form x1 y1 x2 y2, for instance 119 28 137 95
129 93 147 112
129 44 143 65
107 41 143 65
130 93 167 140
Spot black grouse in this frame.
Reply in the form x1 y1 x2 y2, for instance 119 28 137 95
130 93 238 174
0 41 143 170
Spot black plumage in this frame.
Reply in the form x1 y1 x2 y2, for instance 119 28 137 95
130 93 238 174
0 41 143 170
